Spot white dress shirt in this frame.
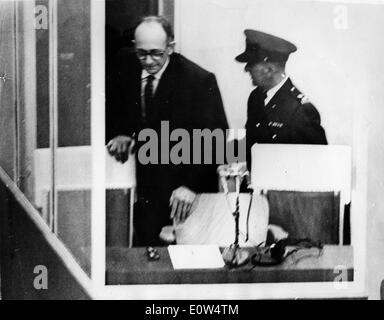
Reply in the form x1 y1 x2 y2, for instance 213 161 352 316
141 57 170 98
264 75 288 106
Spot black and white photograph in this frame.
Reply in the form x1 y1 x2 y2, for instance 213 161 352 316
0 0 383 303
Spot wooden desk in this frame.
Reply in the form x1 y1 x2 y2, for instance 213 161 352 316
106 245 353 285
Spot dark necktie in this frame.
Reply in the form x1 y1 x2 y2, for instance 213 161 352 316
251 88 268 122
257 88 267 107
144 75 155 120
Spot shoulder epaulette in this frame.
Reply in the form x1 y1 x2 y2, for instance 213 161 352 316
290 85 310 105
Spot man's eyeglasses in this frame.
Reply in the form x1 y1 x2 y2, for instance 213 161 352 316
135 49 166 61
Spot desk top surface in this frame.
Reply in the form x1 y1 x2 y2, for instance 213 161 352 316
106 245 353 285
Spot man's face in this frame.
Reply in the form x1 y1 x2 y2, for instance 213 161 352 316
134 22 173 75
244 61 271 88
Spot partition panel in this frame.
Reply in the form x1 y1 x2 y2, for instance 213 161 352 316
0 1 17 181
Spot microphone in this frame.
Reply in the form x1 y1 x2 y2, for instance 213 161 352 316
217 162 250 267
217 162 248 193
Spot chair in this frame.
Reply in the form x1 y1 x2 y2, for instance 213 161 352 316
250 144 352 244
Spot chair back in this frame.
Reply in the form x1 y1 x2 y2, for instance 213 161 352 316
250 144 352 244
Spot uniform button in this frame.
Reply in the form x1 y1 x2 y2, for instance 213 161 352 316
272 134 277 139
256 123 260 127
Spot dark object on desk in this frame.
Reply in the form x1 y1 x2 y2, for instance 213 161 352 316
146 246 160 261
251 238 323 267
267 191 340 244
222 244 250 268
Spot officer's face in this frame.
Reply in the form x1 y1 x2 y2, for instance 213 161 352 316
245 61 271 89
134 22 174 75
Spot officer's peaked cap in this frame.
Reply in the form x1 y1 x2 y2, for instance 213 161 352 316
236 29 297 63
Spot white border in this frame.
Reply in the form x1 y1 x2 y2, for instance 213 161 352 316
97 282 365 300
299 0 384 4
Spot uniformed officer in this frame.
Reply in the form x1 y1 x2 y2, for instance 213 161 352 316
235 29 327 167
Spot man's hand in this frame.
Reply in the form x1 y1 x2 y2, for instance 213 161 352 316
106 135 135 163
170 186 196 223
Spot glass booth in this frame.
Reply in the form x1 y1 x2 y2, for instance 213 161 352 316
1 0 372 299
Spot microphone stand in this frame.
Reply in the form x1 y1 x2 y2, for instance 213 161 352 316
219 164 250 268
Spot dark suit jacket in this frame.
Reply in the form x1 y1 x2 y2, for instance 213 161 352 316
107 52 229 205
245 78 327 165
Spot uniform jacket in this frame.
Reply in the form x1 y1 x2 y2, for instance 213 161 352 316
106 52 229 203
245 78 327 164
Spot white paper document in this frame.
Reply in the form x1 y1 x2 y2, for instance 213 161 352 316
168 245 225 269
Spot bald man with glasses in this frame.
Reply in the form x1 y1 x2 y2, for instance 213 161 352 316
106 16 228 246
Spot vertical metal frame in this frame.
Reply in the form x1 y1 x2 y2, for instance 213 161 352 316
350 80 368 295
13 0 38 202
48 0 58 233
174 0 181 53
13 1 20 185
158 0 164 15
129 189 134 247
91 0 106 288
